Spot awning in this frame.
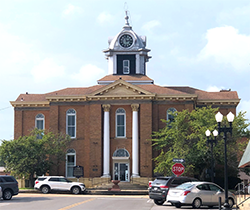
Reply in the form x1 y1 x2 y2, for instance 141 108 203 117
239 140 250 168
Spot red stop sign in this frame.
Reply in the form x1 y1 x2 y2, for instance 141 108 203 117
172 163 185 176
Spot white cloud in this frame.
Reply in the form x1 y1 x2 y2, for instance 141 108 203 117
206 86 223 92
170 47 179 56
71 64 105 85
218 5 250 23
62 4 83 17
0 24 35 72
97 12 114 26
31 58 66 82
142 20 161 33
198 26 250 71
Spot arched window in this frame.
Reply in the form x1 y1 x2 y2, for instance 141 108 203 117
35 114 45 130
113 148 130 157
66 149 76 177
167 108 177 124
66 109 76 138
35 114 44 139
116 108 126 138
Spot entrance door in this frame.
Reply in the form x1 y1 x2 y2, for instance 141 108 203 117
114 163 129 182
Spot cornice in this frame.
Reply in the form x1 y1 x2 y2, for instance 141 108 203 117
155 94 197 101
88 94 156 101
10 95 239 108
197 99 240 106
10 101 50 108
46 96 87 102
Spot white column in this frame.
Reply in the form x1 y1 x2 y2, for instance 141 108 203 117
131 104 140 178
102 104 111 178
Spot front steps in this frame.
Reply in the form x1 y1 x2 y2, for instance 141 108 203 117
87 181 149 195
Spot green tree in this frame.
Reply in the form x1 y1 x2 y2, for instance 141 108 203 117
0 129 71 186
152 107 250 181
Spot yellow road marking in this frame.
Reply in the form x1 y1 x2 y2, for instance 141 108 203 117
58 198 95 210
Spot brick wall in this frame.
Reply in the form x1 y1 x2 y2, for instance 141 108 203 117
13 99 237 179
140 103 153 177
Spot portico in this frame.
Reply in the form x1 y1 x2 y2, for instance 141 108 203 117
102 103 140 180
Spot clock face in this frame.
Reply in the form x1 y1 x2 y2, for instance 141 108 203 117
119 34 133 48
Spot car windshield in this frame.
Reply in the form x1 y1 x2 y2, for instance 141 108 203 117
176 183 194 190
152 178 169 185
65 178 72 183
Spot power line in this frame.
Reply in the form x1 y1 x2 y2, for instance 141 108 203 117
0 106 12 111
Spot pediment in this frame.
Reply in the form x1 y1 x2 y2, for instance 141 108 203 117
90 79 154 97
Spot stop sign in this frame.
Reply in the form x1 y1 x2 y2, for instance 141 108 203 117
172 163 185 176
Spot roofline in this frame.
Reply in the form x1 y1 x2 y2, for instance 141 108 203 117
98 80 154 85
10 94 199 107
10 101 50 107
197 99 240 106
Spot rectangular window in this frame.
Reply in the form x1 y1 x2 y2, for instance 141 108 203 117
117 115 125 137
67 155 75 177
123 60 130 74
67 115 76 137
36 120 44 130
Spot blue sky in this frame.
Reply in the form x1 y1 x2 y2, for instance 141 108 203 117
0 0 250 140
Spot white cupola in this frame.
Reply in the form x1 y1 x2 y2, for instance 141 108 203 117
103 12 151 76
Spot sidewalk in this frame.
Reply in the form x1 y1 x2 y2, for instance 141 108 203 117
237 195 250 210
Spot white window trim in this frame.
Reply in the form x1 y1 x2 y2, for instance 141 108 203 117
116 108 126 138
66 109 76 138
35 114 45 130
66 149 76 178
123 60 130 74
167 108 177 121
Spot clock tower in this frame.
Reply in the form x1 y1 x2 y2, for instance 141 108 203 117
103 12 151 76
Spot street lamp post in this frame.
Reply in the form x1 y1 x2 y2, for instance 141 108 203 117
205 129 218 183
215 111 234 210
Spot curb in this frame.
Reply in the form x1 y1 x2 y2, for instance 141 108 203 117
19 189 148 196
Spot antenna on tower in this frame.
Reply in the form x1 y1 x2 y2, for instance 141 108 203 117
124 2 129 12
123 2 132 26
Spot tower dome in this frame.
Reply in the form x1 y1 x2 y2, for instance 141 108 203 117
103 12 151 76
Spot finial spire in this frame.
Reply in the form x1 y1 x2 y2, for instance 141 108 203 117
123 2 131 29
125 10 129 26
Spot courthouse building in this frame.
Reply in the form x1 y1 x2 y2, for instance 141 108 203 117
11 14 240 182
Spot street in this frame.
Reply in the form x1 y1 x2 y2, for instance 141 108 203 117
0 193 221 210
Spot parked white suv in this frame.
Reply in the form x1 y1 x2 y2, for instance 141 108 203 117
34 176 86 194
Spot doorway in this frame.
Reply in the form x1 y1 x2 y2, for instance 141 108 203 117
113 162 129 182
112 148 130 182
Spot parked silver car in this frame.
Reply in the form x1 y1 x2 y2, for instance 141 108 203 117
167 181 235 208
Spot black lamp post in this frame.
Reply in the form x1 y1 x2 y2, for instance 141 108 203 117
205 129 218 183
215 111 234 210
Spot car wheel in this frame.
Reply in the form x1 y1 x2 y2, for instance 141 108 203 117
228 198 234 208
41 185 50 194
192 198 202 209
71 186 81 195
3 189 12 200
153 199 165 205
175 203 182 208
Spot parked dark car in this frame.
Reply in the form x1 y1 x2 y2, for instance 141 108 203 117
148 176 197 205
0 175 19 200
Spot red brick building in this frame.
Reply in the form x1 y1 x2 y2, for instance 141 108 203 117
11 15 240 182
